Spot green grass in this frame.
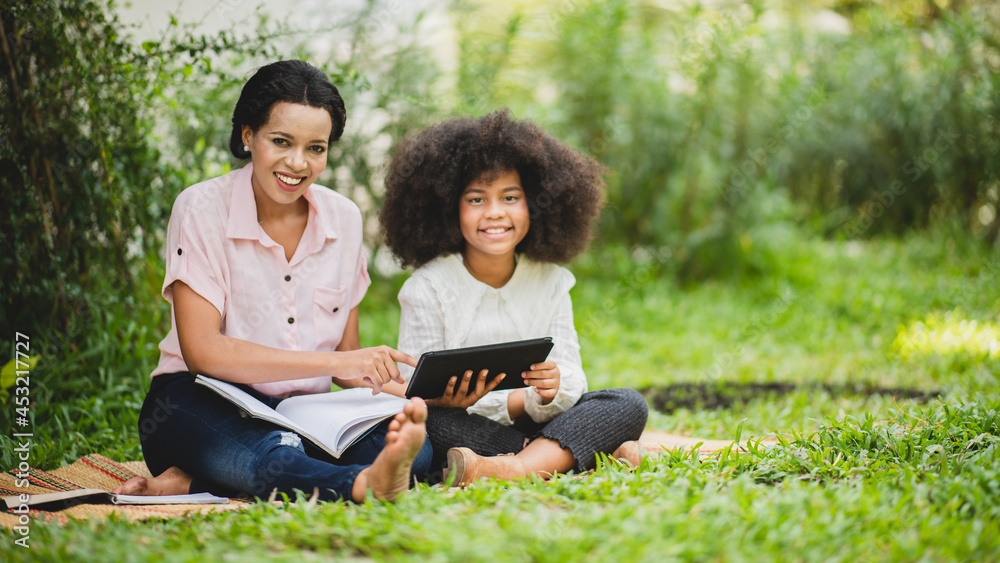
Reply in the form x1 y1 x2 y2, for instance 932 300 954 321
3 233 999 561
573 234 999 439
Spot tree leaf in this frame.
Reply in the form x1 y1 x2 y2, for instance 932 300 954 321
1 355 40 395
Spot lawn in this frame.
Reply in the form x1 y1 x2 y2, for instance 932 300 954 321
2 233 999 561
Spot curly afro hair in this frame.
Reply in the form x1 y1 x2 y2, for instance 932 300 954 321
379 110 606 269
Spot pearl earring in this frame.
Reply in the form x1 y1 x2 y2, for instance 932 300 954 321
243 145 250 152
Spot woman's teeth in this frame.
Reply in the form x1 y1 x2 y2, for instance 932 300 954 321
276 173 303 186
483 228 508 234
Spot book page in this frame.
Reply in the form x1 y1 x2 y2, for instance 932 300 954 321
195 376 301 429
275 388 408 451
195 376 407 457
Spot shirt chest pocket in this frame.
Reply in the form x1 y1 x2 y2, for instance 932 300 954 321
313 287 348 351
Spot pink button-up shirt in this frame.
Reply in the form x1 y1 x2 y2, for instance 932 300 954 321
151 163 371 398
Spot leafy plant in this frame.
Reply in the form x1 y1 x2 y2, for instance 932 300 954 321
1 0 166 333
446 0 1000 283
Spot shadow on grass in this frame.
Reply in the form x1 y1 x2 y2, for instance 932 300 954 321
641 382 941 413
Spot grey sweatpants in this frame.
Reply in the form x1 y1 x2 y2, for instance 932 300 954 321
423 388 648 482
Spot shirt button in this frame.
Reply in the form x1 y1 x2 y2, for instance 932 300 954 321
177 248 183 255
287 317 295 324
332 307 339 313
284 275 291 282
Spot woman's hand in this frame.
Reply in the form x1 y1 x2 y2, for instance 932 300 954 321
522 361 560 404
333 346 417 395
426 369 506 408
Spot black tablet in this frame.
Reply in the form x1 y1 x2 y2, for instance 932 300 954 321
404 337 554 399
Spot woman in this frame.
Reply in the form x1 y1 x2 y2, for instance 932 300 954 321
115 60 430 503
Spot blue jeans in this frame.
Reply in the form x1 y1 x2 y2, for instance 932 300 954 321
137 372 433 502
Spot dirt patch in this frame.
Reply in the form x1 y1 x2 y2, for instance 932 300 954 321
641 381 940 414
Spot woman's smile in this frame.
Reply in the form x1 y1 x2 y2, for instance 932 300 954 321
243 101 332 210
275 172 305 188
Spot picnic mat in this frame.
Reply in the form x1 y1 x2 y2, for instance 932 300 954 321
0 454 247 528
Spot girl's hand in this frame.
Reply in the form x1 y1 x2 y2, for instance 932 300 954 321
522 361 560 404
426 369 506 408
334 346 416 395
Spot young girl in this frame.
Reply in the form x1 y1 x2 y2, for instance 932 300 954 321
114 60 430 503
378 110 648 484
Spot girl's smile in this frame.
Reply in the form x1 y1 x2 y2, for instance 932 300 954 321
479 225 514 238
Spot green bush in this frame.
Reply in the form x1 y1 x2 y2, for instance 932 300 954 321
791 3 1000 241
446 0 1000 280
0 0 165 333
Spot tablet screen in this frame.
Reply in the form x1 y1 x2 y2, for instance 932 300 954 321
404 337 554 399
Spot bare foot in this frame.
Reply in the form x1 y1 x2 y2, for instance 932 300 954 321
113 466 193 496
352 398 427 502
611 440 642 468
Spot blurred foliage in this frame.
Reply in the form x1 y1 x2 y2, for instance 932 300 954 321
449 0 1000 280
0 0 165 333
893 310 1000 361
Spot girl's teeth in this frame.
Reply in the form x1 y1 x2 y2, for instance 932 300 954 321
484 228 507 234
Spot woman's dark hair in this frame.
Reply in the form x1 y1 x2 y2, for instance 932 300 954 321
379 109 605 268
229 60 347 159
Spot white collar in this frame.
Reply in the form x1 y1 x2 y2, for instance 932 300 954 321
416 254 575 348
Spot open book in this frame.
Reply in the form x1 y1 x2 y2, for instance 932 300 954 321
3 489 227 509
195 375 409 459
